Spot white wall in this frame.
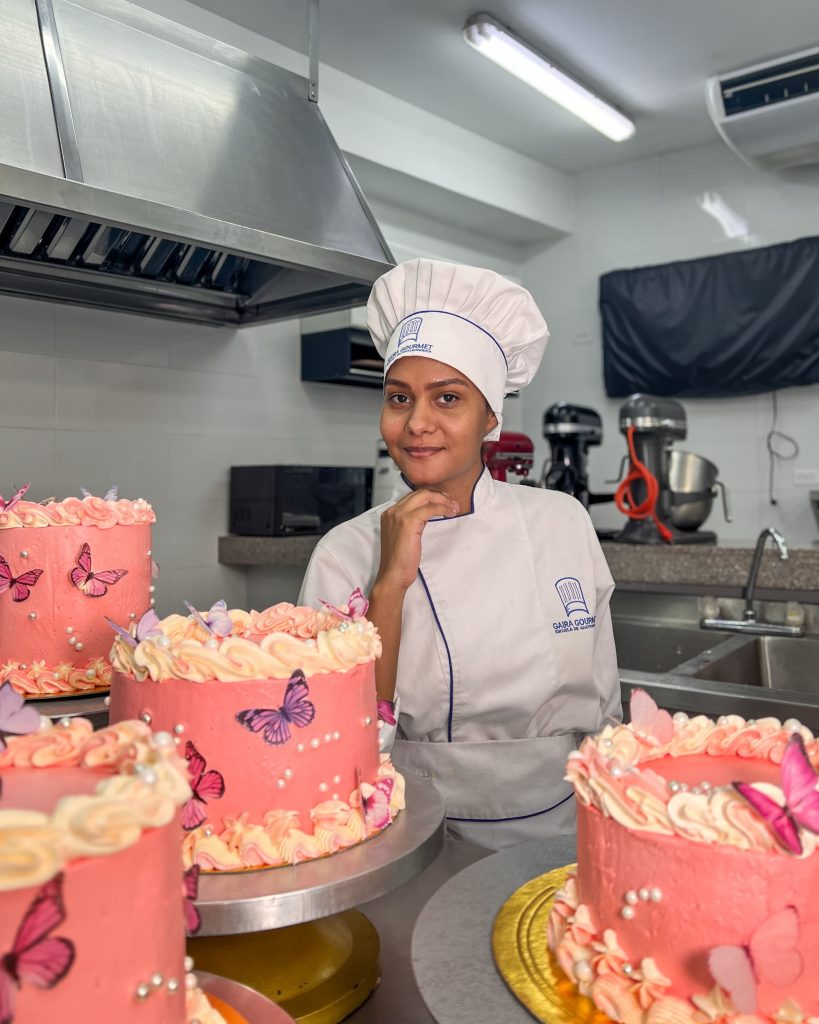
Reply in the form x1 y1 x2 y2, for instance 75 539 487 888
0 213 523 613
520 142 819 547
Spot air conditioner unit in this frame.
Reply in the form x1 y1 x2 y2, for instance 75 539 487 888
705 47 819 171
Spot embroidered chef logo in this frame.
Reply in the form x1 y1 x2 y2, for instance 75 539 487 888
553 577 595 634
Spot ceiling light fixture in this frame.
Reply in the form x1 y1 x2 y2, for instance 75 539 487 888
463 13 635 142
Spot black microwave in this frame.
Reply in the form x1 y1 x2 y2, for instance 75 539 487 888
229 465 373 537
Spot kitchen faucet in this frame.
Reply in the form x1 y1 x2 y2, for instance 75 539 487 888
700 527 805 637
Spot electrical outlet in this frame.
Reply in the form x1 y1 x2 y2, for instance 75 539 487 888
574 329 593 346
793 468 819 486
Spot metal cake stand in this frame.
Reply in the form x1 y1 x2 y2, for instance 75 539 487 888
189 776 446 1024
37 693 109 727
196 775 446 935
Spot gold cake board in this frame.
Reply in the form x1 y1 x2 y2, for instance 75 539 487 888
492 863 613 1024
189 910 379 1024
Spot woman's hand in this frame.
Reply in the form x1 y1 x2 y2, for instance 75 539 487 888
375 489 458 592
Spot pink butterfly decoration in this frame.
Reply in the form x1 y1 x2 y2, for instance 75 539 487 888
235 669 316 747
709 906 803 1014
184 599 232 638
69 543 127 598
105 608 162 649
733 732 819 855
183 865 201 936
319 587 369 621
0 873 75 1023
629 689 674 745
81 486 118 501
0 681 42 753
356 771 394 833
377 700 397 726
182 741 226 832
0 483 30 514
0 556 43 604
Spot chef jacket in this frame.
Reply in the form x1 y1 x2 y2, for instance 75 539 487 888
299 468 621 849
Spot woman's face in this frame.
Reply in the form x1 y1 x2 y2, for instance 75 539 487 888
380 356 497 492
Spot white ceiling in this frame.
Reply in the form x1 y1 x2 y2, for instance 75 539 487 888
185 0 819 173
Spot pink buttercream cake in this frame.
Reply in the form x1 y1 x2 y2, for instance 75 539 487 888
108 596 405 871
0 699 224 1024
547 691 819 1022
0 488 155 698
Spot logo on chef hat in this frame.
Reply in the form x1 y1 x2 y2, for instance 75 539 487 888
554 577 590 618
398 317 423 344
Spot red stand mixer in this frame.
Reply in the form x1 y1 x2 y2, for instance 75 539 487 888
483 432 535 482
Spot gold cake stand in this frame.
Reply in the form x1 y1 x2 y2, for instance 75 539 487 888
492 864 613 1024
189 776 445 1024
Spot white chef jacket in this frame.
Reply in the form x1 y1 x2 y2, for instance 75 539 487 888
299 468 621 849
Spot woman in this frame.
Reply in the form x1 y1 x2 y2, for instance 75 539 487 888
300 258 620 849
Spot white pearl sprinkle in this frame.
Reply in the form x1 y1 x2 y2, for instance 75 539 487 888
700 781 712 792
296 743 305 753
333 774 341 784
205 638 218 649
203 826 213 837
185 973 198 991
19 550 29 559
338 622 350 633
319 782 329 792
68 636 77 646
66 627 74 634
672 711 688 724
53 672 61 680
149 585 156 593
332 793 339 800
75 643 84 652
638 887 650 902
333 731 340 741
151 598 156 606
129 612 137 620
622 962 634 976
283 768 294 779
602 738 613 749
140 711 152 724
784 718 801 733
156 635 171 649
173 724 185 735
167 978 179 993
679 782 689 792
85 669 96 680
154 732 174 747
610 765 623 778
668 781 680 792
276 779 286 789
310 737 320 749
624 890 638 905
324 732 332 743
59 717 71 727
151 972 163 988
147 549 153 556
717 716 729 726
747 719 756 726
306 639 316 647
650 887 663 902
575 959 593 981
103 695 111 707
364 716 372 727
691 786 701 795
138 767 158 785
184 956 194 973
135 982 151 999
620 905 635 920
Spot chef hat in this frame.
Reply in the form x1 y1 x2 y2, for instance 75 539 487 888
367 258 549 441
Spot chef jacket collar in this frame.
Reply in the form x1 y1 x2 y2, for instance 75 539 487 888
394 465 494 520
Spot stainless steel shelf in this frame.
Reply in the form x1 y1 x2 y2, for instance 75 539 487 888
196 775 445 936
38 692 109 727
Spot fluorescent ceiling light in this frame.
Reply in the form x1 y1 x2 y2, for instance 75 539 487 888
463 13 635 142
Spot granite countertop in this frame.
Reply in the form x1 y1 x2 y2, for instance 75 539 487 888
219 535 819 600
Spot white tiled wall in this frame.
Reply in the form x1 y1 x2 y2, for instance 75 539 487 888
520 142 819 547
0 211 519 610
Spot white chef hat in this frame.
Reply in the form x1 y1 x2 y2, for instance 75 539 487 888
367 258 549 441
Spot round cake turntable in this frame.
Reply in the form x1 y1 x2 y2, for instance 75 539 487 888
189 775 445 1024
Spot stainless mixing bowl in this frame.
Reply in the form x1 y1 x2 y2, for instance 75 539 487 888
669 450 730 530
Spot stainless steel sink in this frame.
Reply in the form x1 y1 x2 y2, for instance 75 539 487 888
693 636 819 693
612 621 724 674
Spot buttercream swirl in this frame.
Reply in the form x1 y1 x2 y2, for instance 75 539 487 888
183 757 403 871
567 709 819 856
0 495 154 530
0 720 190 890
111 601 381 682
0 657 113 697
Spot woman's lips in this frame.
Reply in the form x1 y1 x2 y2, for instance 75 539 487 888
403 447 443 459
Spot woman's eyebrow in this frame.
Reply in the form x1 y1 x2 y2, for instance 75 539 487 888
424 378 470 389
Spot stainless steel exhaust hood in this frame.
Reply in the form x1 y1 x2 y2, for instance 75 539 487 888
0 0 394 325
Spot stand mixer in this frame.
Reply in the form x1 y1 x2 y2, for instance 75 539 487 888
612 394 716 545
483 432 535 482
541 402 613 509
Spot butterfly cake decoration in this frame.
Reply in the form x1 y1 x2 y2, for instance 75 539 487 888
182 741 225 831
70 543 127 599
0 681 42 752
0 556 43 604
235 669 316 747
0 483 30 514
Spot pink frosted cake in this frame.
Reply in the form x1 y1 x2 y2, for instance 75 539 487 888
108 594 404 871
0 486 155 698
547 690 819 1022
0 685 223 1023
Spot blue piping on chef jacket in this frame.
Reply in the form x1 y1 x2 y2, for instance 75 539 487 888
414 470 483 740
447 790 575 824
